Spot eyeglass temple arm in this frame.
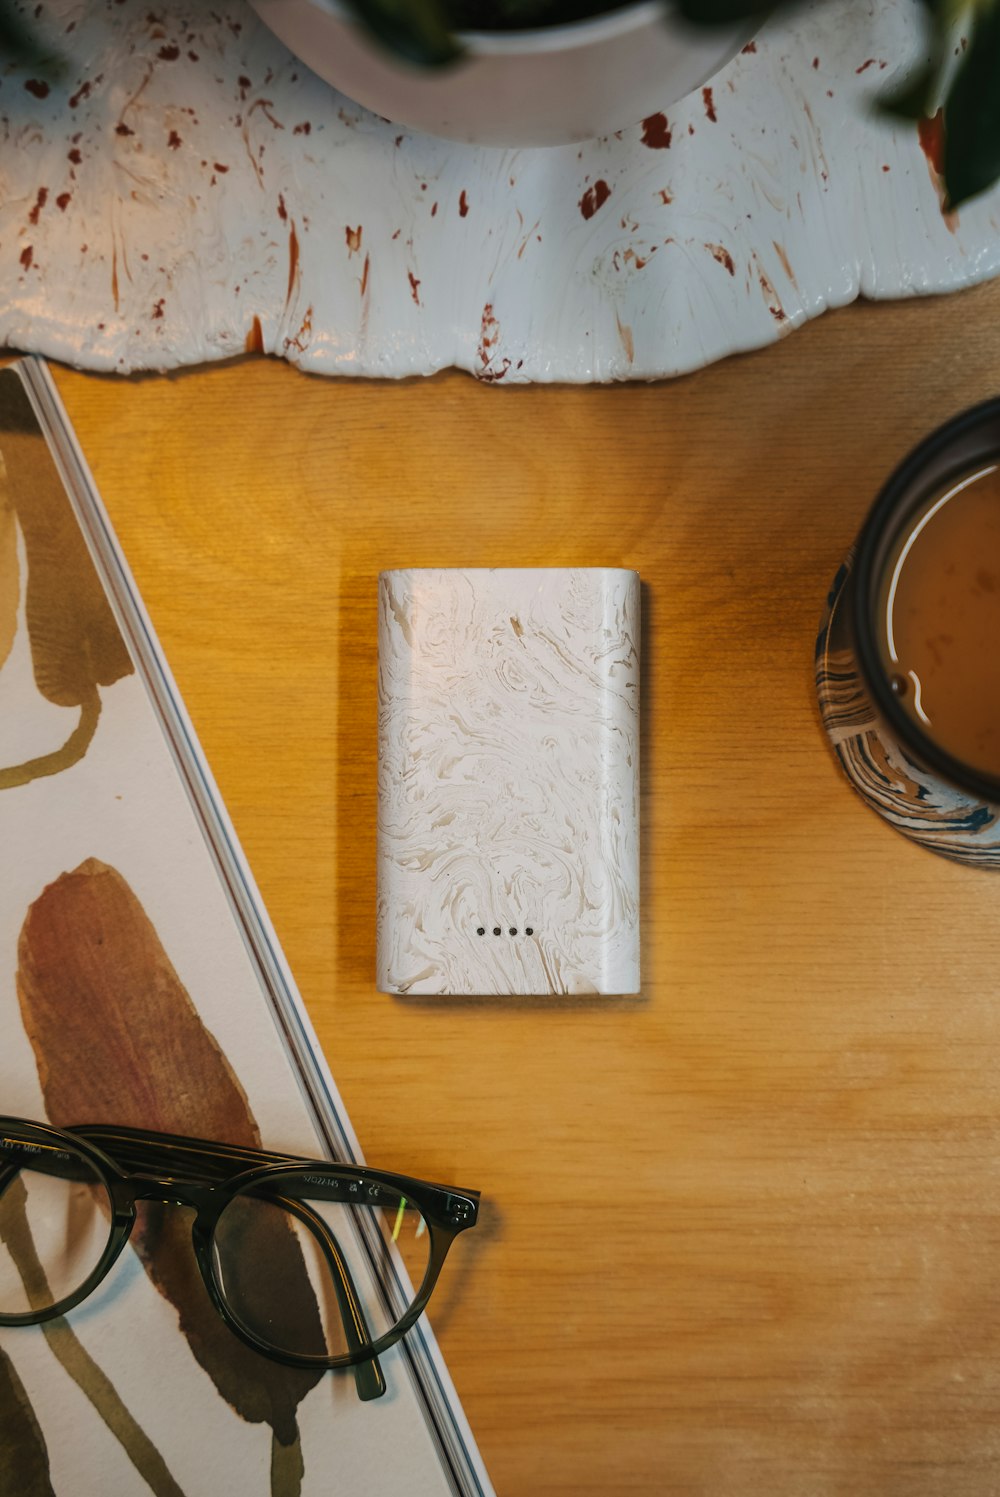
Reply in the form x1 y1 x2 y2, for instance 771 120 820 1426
272 1191 386 1403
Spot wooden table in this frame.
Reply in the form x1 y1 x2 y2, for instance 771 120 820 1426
50 282 1000 1496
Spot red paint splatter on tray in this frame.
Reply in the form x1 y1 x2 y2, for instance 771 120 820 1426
213 162 228 173
702 87 716 121
478 302 499 367
917 109 958 228
245 315 264 353
706 242 735 274
408 270 421 305
284 305 313 354
158 43 179 59
56 192 70 211
345 224 362 255
68 147 82 164
855 58 876 73
615 313 635 364
657 188 672 204
19 245 33 270
28 187 47 225
772 240 796 285
167 129 181 148
69 79 92 108
287 223 299 304
238 74 251 99
641 112 671 148
459 189 469 216
115 122 134 136
277 193 287 221
812 55 819 67
24 79 49 97
152 298 165 319
293 121 311 134
742 39 756 52
754 257 786 321
360 253 370 296
252 98 284 130
918 109 945 175
579 179 611 219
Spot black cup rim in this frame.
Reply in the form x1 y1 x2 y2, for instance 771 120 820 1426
851 395 1000 807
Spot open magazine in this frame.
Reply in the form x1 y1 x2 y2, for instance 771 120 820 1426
0 357 493 1497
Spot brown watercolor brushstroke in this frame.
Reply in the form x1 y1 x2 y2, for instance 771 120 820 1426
0 1176 185 1497
16 859 324 1456
0 1339 56 1497
0 373 133 790
271 1428 306 1496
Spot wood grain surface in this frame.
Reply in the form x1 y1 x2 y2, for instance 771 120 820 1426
48 282 1000 1497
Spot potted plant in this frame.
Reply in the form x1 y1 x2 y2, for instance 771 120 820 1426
247 0 753 145
247 0 998 202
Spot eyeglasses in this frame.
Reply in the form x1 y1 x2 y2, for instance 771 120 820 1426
0 1116 479 1403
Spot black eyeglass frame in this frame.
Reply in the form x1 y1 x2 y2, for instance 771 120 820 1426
0 1116 479 1383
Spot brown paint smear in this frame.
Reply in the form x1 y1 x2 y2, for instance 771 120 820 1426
16 860 326 1452
0 374 134 790
0 1340 55 1497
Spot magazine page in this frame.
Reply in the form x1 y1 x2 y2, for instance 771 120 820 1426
0 357 492 1497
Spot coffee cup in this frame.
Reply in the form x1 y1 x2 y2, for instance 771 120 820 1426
817 398 1000 866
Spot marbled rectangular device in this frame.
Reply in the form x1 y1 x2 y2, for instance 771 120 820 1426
377 568 640 996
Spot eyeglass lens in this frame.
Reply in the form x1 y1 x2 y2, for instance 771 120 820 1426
0 1142 114 1315
211 1175 432 1359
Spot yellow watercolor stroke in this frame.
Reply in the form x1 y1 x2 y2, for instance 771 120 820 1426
0 376 134 790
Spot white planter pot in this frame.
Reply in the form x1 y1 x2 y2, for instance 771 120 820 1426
248 0 751 146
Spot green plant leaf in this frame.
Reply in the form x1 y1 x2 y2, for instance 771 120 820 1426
942 0 1000 209
0 0 54 65
344 0 462 66
880 59 939 120
878 0 950 121
673 0 773 27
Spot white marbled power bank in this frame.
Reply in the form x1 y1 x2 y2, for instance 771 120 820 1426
377 568 640 996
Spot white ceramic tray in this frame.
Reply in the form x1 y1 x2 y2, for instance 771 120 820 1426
3 0 998 382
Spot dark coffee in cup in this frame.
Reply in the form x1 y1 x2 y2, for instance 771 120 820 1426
875 462 1000 781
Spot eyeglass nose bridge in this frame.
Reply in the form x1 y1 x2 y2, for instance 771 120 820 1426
111 1174 224 1216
